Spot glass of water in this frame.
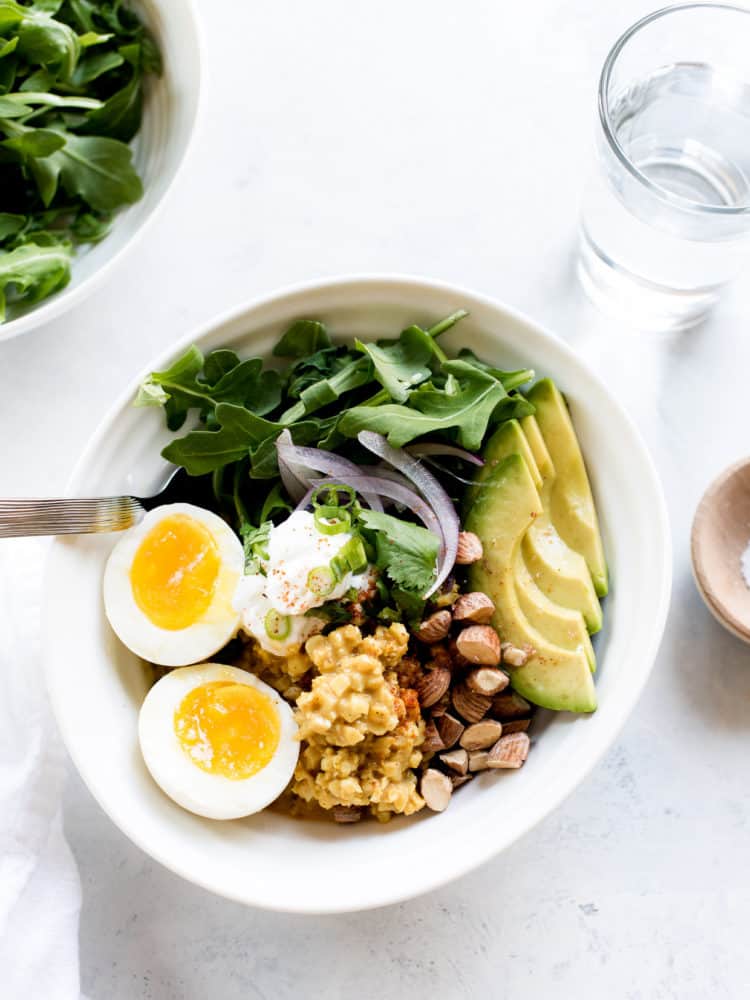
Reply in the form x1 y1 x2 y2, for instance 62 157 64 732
578 3 750 331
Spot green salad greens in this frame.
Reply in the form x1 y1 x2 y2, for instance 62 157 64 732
138 311 535 620
0 0 160 320
138 311 534 497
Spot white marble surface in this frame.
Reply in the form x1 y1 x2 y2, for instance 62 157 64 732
1 1 750 997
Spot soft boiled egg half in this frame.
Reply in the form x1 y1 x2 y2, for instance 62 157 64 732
139 663 299 819
104 503 244 666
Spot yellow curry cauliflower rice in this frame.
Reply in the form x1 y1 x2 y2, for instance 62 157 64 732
237 623 426 821
294 624 425 820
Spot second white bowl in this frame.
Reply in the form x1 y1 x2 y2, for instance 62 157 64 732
0 0 202 342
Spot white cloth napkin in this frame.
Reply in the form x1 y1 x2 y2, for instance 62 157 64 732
0 538 82 1000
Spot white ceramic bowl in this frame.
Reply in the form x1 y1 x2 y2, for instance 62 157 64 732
43 276 672 913
0 0 202 342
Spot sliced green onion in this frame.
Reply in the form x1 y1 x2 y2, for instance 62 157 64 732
332 484 356 509
311 485 333 509
307 565 336 597
311 483 356 509
330 535 368 580
314 505 351 535
264 608 291 641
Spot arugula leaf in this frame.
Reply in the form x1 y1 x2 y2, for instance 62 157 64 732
15 6 81 82
457 348 534 392
136 346 282 431
27 151 60 205
71 47 123 86
489 392 536 425
0 239 70 318
30 0 64 15
340 360 511 450
162 404 321 478
2 126 65 156
135 345 203 423
0 211 23 238
70 209 111 242
203 348 241 384
52 133 142 212
0 2 22 31
0 37 19 60
259 481 292 523
273 319 331 358
280 356 372 423
354 324 441 403
161 403 276 476
0 95 30 117
84 42 143 141
358 508 439 595
285 345 355 399
425 309 469 339
247 419 320 478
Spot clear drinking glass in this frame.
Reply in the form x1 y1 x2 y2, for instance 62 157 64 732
578 3 750 331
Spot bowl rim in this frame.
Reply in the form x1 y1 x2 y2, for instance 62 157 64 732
0 0 205 344
43 273 673 912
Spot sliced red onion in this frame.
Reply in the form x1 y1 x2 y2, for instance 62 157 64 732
275 431 383 512
418 456 480 487
370 463 416 492
357 431 460 596
275 430 310 503
407 442 484 466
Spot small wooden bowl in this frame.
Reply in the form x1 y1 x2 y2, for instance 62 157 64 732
691 458 750 643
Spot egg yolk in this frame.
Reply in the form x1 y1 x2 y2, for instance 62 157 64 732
131 514 220 630
174 681 280 780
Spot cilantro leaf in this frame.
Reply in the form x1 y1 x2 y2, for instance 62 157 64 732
241 520 271 573
358 509 439 596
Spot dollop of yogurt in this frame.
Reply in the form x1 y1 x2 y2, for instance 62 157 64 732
233 573 325 656
232 511 370 654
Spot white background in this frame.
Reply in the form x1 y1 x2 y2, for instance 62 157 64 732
2 1 750 997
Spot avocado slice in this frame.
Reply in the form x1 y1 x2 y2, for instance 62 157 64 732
526 379 609 597
470 413 603 634
522 399 605 632
513 548 596 671
522 521 603 635
465 419 541 509
466 454 597 714
520 414 553 479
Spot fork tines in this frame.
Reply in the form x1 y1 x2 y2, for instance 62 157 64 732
0 496 144 537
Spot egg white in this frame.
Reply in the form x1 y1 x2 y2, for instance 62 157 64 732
139 663 299 820
103 503 244 666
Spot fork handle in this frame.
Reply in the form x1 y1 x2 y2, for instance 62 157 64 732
0 497 145 538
